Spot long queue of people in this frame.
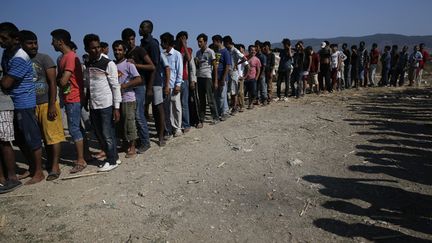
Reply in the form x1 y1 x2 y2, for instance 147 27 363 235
0 20 430 194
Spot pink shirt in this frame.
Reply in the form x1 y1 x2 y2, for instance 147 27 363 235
58 51 83 103
245 56 261 80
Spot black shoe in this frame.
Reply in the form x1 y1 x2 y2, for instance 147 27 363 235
0 180 22 194
137 144 151 154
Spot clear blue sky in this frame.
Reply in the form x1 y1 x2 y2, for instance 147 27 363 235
1 0 431 60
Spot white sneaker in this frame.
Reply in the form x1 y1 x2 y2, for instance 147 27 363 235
283 97 288 102
98 162 118 172
116 159 122 165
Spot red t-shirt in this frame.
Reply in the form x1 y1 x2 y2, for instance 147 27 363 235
419 50 429 68
370 49 380 65
310 53 320 73
58 51 83 103
180 47 193 81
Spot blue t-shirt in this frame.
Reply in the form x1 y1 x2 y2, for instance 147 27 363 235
216 48 232 81
1 48 35 109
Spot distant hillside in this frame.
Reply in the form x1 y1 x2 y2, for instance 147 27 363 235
272 34 432 51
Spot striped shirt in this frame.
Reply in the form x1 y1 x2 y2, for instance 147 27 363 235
1 47 35 109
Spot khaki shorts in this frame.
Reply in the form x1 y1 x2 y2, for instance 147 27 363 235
36 101 66 145
308 73 318 85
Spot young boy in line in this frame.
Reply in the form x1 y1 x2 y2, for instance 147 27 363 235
112 40 142 158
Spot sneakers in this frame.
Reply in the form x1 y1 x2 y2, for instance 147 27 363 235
0 180 22 194
98 162 118 172
116 159 122 165
137 144 151 154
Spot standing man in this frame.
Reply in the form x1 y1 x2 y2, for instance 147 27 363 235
0 23 21 192
138 21 167 147
396 46 409 87
418 43 430 85
212 35 231 121
244 45 261 109
161 32 183 137
0 22 44 184
83 34 121 172
254 41 267 105
121 27 160 148
51 29 88 173
175 31 193 133
277 39 293 100
342 43 351 89
369 43 379 87
223 35 248 114
358 41 369 87
389 45 400 87
21 30 65 180
408 45 423 87
380 46 391 87
195 33 219 127
318 41 331 93
263 41 275 103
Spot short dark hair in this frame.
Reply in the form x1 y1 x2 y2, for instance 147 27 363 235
83 34 100 49
121 28 136 41
112 40 127 50
236 44 245 50
330 43 338 48
372 43 378 48
212 35 222 43
282 38 291 46
351 45 358 50
248 45 256 51
0 22 19 38
160 32 174 47
100 42 109 48
140 20 153 32
19 30 37 42
254 40 262 47
263 41 271 48
342 43 348 49
222 35 233 45
51 29 72 45
176 31 188 40
197 33 208 42
360 41 365 46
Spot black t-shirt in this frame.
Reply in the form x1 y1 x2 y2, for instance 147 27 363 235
126 46 148 83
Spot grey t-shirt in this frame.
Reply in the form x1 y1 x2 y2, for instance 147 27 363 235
31 53 56 104
195 47 215 79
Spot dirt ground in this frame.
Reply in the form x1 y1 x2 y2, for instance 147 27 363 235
0 81 431 243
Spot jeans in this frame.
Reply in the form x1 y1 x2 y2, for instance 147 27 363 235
257 76 267 102
90 107 118 165
396 68 406 86
181 79 190 129
277 70 291 98
163 92 172 136
64 102 85 142
215 81 228 116
381 66 390 86
197 77 219 122
244 79 257 104
134 85 150 146
369 64 377 86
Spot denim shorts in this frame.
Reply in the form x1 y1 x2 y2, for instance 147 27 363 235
153 86 163 105
14 108 42 150
64 102 84 142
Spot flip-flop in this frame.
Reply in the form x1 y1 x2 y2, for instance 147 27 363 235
0 180 23 194
70 164 87 174
46 171 61 181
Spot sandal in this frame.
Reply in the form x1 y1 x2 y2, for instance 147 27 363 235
46 171 61 181
70 163 87 174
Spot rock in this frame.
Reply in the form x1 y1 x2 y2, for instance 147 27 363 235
288 158 303 166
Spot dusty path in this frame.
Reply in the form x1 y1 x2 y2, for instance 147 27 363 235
0 85 431 243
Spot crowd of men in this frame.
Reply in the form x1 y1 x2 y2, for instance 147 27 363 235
0 20 430 194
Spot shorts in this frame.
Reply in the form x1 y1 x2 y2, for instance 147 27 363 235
153 86 163 105
308 73 318 85
228 79 239 96
120 101 137 141
0 110 14 142
36 101 66 145
14 108 42 150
